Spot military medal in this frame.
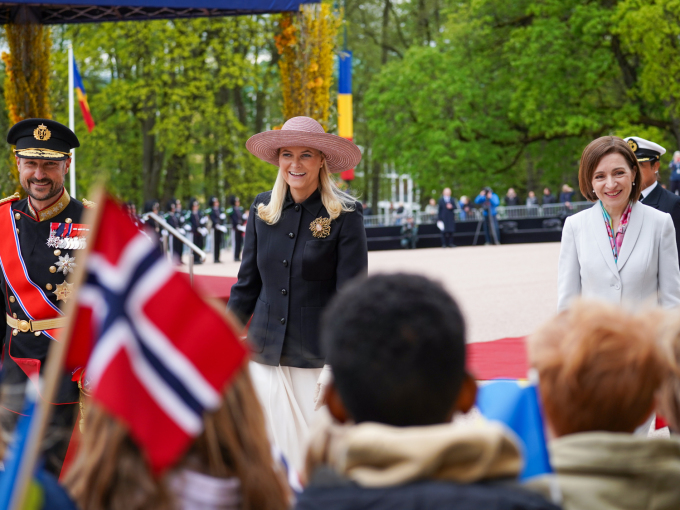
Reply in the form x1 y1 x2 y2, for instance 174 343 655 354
310 217 332 239
55 254 77 274
53 281 74 302
47 222 89 250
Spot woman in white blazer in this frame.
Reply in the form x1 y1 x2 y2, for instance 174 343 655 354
558 136 680 311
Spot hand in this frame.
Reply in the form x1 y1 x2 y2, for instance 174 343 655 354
446 203 453 209
314 365 333 411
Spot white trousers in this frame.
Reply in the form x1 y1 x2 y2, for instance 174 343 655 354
249 361 322 472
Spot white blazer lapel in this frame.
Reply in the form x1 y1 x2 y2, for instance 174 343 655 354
616 201 643 271
588 202 619 277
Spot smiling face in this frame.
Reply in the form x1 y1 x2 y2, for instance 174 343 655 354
592 153 636 212
279 146 324 202
16 156 70 209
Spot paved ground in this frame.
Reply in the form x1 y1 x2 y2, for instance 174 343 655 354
186 242 562 344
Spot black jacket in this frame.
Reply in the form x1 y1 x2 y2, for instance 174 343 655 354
641 183 680 267
228 189 368 368
437 196 457 232
295 474 560 510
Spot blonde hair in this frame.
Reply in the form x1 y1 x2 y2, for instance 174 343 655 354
63 367 290 510
527 300 667 437
257 157 356 225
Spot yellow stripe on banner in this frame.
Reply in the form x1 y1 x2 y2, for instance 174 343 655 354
338 94 353 139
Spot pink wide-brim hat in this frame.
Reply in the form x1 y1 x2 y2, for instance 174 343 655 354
245 116 362 173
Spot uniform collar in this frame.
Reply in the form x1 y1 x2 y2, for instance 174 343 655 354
284 188 324 216
640 180 658 200
27 188 70 222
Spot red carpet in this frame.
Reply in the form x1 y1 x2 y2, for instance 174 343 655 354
180 274 237 303
467 337 528 380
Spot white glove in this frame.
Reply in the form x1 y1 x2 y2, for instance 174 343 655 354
437 220 444 231
200 216 209 224
314 364 333 411
179 228 186 235
237 224 246 232
216 224 227 233
199 227 209 237
220 213 226 220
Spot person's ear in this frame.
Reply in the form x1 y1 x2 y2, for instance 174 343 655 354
452 372 477 416
325 381 351 424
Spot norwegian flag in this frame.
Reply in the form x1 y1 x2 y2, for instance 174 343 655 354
65 194 247 473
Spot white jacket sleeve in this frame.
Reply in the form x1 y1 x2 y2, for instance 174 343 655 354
557 217 581 312
658 214 680 308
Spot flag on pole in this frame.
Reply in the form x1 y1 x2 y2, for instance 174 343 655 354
338 51 354 182
72 58 95 132
476 376 552 480
64 193 248 473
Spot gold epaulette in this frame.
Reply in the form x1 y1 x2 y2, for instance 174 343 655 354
82 198 97 209
0 192 20 206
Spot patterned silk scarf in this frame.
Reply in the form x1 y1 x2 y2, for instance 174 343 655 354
600 201 633 263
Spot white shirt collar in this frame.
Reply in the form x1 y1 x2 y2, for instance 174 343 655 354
641 180 658 199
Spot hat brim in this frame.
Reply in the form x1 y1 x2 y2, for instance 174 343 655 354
15 148 70 161
246 130 362 173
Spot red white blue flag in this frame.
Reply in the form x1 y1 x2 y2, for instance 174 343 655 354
65 194 247 473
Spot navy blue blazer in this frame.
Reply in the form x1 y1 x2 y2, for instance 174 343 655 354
228 189 368 368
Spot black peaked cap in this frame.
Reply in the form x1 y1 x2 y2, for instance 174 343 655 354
7 118 80 161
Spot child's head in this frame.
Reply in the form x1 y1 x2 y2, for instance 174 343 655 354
321 273 475 427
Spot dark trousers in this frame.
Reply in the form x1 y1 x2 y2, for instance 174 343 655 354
234 231 243 261
671 181 680 195
172 237 183 263
441 231 455 247
214 230 223 262
193 233 204 262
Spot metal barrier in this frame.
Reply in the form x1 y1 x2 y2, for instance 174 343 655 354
364 201 594 226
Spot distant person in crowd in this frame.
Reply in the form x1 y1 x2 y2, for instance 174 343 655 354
557 136 680 311
394 202 405 225
526 190 538 207
64 368 291 510
296 273 559 510
670 151 680 195
459 195 471 220
361 201 373 217
400 215 418 249
505 187 519 206
229 196 244 262
542 187 556 205
188 199 208 264
559 184 575 203
229 117 367 472
209 196 226 263
625 136 680 267
475 187 500 245
437 187 457 247
165 200 183 265
526 300 680 510
174 198 186 264
424 197 438 216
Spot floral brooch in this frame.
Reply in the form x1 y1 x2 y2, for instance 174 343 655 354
310 217 332 239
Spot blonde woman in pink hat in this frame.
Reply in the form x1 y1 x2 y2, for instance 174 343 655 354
228 116 368 471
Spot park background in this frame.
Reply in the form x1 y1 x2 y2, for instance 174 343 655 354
0 0 678 209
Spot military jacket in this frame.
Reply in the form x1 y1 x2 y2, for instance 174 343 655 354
0 190 91 411
228 189 368 368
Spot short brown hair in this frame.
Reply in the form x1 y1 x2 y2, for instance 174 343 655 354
578 136 641 202
527 300 667 436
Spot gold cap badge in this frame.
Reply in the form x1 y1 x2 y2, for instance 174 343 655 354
33 124 51 141
628 139 638 152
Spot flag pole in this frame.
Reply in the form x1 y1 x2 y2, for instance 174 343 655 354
68 44 76 199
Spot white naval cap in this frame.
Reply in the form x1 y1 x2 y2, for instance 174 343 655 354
623 136 666 162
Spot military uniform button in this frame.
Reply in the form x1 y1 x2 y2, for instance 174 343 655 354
15 228 19 234
54 249 61 256
294 205 300 212
34 332 41 337
12 313 17 319
49 266 57 273
281 289 287 296
46 283 53 290
9 296 15 303
280 318 286 325
288 233 295 238
65 218 72 224
14 213 20 220
283 260 288 267
12 329 18 336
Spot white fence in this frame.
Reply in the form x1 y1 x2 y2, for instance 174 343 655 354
363 201 594 227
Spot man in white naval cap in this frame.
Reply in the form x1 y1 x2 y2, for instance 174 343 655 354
625 136 680 268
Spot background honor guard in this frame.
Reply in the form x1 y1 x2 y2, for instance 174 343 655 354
229 196 244 261
209 196 227 263
0 118 92 476
624 136 680 267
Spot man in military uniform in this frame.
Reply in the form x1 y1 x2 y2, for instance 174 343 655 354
0 118 92 475
229 196 244 262
208 196 226 263
624 136 680 267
